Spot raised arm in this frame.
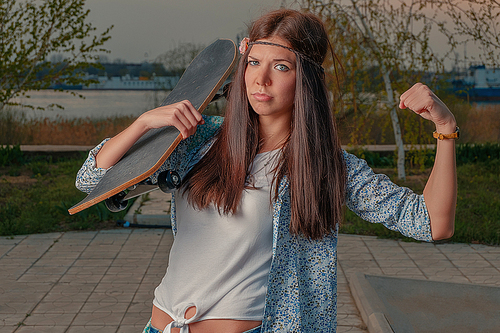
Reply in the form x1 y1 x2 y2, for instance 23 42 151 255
96 100 204 169
399 83 457 240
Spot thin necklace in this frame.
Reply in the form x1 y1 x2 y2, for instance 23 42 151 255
246 149 281 187
258 134 288 154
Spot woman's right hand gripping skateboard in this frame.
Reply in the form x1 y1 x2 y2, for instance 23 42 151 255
96 100 204 169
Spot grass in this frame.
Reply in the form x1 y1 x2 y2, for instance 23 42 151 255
453 160 500 244
0 102 224 146
1 147 499 245
2 101 499 146
0 110 135 146
336 100 500 146
0 153 131 236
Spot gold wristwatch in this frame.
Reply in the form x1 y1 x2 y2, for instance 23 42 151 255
433 126 459 140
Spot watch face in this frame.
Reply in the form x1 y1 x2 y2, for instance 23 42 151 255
456 127 460 139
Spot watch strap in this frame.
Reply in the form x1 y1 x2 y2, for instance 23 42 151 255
433 126 459 140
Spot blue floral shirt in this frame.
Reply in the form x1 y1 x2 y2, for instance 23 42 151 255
76 115 432 332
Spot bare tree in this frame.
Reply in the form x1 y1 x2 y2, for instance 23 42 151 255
302 0 456 179
430 0 500 66
155 42 206 76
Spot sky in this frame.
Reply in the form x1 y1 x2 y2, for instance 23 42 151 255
85 0 290 63
83 0 485 69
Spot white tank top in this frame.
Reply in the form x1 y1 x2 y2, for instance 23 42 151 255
153 149 280 332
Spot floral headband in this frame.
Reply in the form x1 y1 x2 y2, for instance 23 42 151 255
239 37 324 71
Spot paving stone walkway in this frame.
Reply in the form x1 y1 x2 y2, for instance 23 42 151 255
1 230 500 333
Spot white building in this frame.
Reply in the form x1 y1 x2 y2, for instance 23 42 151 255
84 74 180 90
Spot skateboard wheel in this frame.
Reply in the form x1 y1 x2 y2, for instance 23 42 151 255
105 191 129 212
158 170 181 193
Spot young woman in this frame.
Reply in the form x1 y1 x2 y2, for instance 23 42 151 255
76 9 457 333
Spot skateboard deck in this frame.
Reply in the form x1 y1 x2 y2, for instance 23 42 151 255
68 39 237 215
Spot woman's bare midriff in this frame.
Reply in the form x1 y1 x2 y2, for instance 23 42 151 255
151 305 262 333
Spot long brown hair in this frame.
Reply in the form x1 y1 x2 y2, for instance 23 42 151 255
183 9 346 240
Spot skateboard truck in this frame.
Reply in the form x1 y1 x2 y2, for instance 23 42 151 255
104 170 181 212
105 191 128 212
157 170 181 193
105 178 155 212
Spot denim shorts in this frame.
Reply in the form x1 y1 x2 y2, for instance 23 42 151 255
143 319 262 333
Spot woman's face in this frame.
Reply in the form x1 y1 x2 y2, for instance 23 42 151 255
245 36 296 121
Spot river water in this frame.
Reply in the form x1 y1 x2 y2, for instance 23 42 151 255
9 90 171 120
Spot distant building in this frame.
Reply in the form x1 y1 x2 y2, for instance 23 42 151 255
83 74 180 90
453 65 500 101
50 61 180 91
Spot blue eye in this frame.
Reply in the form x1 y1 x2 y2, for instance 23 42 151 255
248 60 259 66
275 64 290 72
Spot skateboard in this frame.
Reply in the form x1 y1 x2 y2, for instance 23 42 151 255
68 39 237 215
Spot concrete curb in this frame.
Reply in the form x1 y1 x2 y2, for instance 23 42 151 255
349 273 394 333
122 191 171 227
17 145 95 152
349 273 500 332
122 196 141 224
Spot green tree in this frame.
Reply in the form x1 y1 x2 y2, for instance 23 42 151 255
0 0 112 111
